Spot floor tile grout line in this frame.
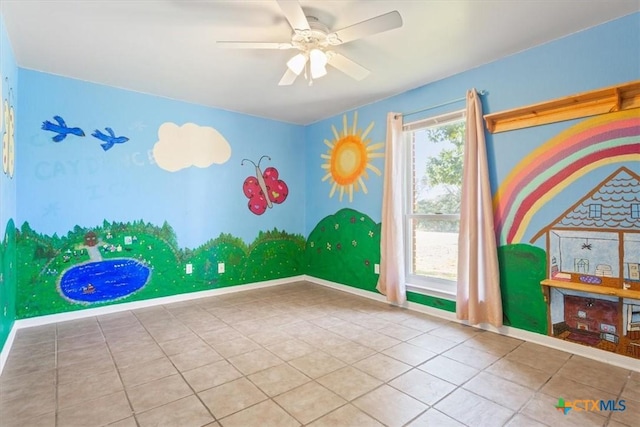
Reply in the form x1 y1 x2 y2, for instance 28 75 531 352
605 369 633 426
97 312 141 427
196 289 396 425
189 290 339 425
130 306 219 424
54 322 59 427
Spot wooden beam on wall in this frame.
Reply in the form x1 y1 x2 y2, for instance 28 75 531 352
484 80 640 133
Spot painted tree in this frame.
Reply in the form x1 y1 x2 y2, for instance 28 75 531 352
20 221 34 237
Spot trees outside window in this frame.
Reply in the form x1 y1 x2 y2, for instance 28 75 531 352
405 111 465 294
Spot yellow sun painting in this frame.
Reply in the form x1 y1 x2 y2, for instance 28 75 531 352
321 112 384 202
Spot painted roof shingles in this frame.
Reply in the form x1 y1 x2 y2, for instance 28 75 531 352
555 167 640 230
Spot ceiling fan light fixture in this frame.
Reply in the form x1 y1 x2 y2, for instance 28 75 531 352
310 48 328 79
286 53 307 75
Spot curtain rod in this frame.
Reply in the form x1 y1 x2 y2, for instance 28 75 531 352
396 90 487 119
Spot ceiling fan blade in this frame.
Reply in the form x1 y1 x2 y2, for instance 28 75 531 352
327 11 402 45
217 41 293 49
276 0 310 31
278 68 299 86
327 53 370 81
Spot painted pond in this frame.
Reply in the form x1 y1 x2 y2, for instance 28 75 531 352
60 258 151 303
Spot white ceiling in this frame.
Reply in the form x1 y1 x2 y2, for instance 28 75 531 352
3 1 639 125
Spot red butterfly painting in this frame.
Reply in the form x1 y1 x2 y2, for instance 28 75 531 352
242 156 289 215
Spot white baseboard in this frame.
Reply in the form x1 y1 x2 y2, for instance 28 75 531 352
0 324 17 375
0 275 305 375
304 275 640 372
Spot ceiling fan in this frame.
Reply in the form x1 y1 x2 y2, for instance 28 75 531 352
217 0 403 86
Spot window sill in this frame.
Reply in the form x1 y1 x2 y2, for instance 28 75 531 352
406 283 456 301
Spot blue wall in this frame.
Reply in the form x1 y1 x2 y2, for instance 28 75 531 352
0 14 18 354
17 71 305 249
304 12 640 232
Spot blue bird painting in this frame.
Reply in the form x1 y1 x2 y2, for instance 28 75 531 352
41 116 85 142
92 127 129 151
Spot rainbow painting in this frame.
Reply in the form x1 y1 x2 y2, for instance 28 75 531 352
494 109 640 245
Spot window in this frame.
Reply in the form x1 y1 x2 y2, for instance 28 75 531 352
589 204 602 218
404 110 465 298
632 203 640 219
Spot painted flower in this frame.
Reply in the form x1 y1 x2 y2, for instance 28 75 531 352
326 242 332 251
334 223 340 230
364 260 370 266
360 216 365 221
350 217 356 223
310 241 315 248
352 240 357 247
368 231 374 237
336 243 342 250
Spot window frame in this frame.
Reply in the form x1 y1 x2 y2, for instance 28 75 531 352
589 204 602 218
402 109 466 300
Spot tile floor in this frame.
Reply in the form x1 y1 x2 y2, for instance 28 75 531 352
0 281 637 427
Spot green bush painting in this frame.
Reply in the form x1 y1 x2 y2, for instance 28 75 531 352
305 208 381 292
498 243 548 334
0 220 17 351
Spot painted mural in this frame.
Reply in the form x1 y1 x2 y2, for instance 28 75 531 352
242 156 289 215
0 17 19 355
2 79 14 178
494 110 640 358
497 244 548 334
92 127 129 151
41 116 85 142
16 220 305 318
540 167 640 358
305 208 381 291
152 122 231 172
0 220 16 350
41 117 129 151
494 109 640 246
321 112 384 202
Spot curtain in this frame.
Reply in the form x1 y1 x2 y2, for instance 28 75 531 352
456 89 503 327
376 112 406 305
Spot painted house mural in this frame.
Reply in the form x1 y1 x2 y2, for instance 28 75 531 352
536 167 640 358
539 167 640 290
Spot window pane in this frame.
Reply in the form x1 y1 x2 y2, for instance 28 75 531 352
411 122 464 216
410 217 459 281
405 113 464 288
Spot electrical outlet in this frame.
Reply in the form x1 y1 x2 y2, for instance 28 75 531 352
374 263 380 274
218 262 225 274
185 263 193 275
